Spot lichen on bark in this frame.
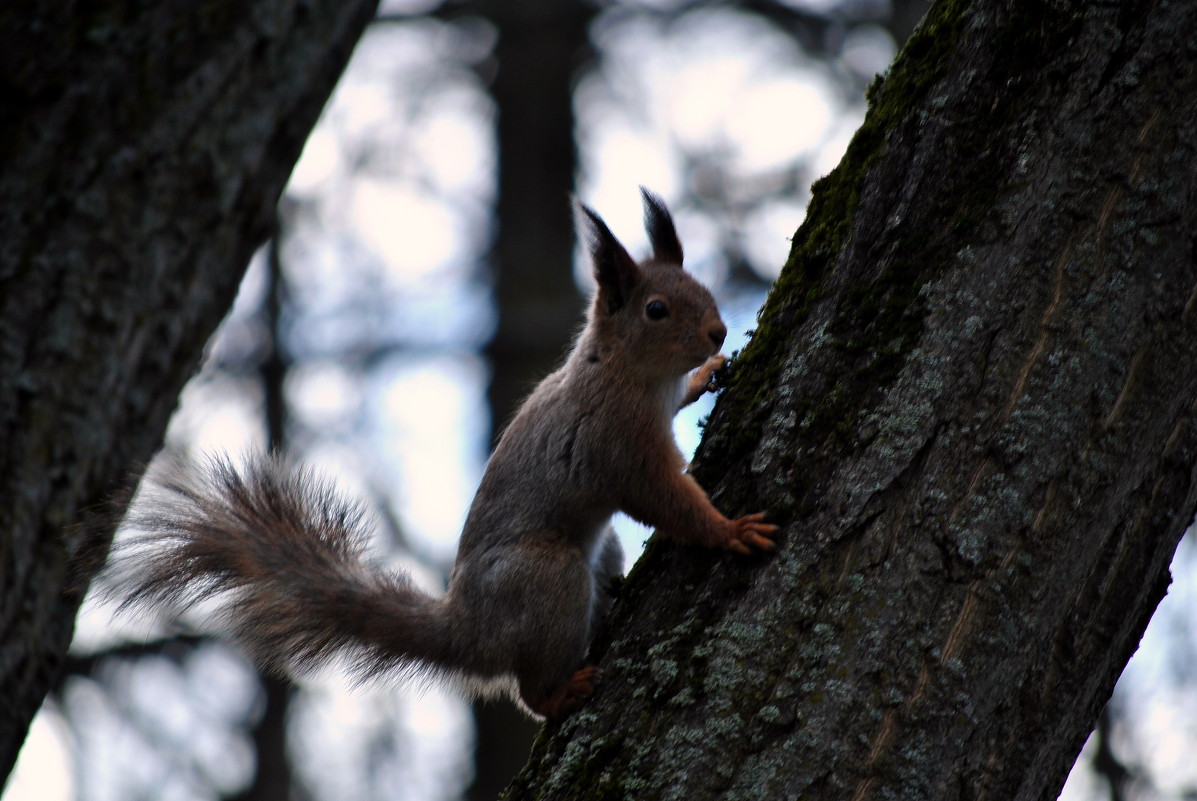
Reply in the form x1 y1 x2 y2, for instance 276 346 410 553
506 1 1197 799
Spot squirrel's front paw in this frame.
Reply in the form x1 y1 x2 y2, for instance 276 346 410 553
722 513 779 555
697 353 728 389
703 352 728 372
683 353 728 406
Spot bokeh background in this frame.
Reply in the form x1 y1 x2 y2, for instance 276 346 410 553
7 1 1195 799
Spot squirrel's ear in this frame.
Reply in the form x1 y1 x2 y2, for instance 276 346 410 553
574 198 641 315
640 187 683 266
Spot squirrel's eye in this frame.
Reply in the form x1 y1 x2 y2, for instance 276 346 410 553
645 300 669 321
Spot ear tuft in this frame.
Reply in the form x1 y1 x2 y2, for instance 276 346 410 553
640 187 683 266
573 197 640 315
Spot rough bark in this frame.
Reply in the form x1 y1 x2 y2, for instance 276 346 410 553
507 1 1197 799
0 0 376 785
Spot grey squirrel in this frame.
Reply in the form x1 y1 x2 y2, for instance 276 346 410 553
120 188 778 719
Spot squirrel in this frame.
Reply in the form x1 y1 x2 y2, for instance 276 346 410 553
118 188 778 719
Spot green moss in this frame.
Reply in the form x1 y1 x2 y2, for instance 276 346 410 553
522 733 629 801
698 0 1086 518
696 0 977 493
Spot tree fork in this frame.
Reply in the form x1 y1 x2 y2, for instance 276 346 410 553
508 1 1197 799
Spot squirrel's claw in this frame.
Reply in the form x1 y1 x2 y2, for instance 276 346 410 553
724 512 779 555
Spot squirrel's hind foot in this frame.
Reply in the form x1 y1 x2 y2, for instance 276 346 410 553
525 666 600 719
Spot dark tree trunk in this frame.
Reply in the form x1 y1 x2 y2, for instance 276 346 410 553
482 0 594 430
470 2 597 799
0 0 376 786
229 226 295 801
507 1 1197 799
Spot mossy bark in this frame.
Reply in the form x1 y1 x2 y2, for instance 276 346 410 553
0 0 377 785
506 1 1197 799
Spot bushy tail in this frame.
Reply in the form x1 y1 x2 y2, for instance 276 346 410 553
115 451 459 683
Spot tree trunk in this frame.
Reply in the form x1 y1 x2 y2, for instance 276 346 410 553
506 1 1197 799
471 2 598 798
0 0 376 785
482 0 594 429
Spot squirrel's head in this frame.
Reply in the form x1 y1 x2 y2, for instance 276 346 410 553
574 188 727 379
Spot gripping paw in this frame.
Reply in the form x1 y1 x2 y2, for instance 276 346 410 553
696 353 727 391
529 666 601 719
701 352 728 378
722 512 779 556
682 354 728 407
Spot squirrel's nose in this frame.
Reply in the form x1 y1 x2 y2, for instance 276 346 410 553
708 322 727 350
